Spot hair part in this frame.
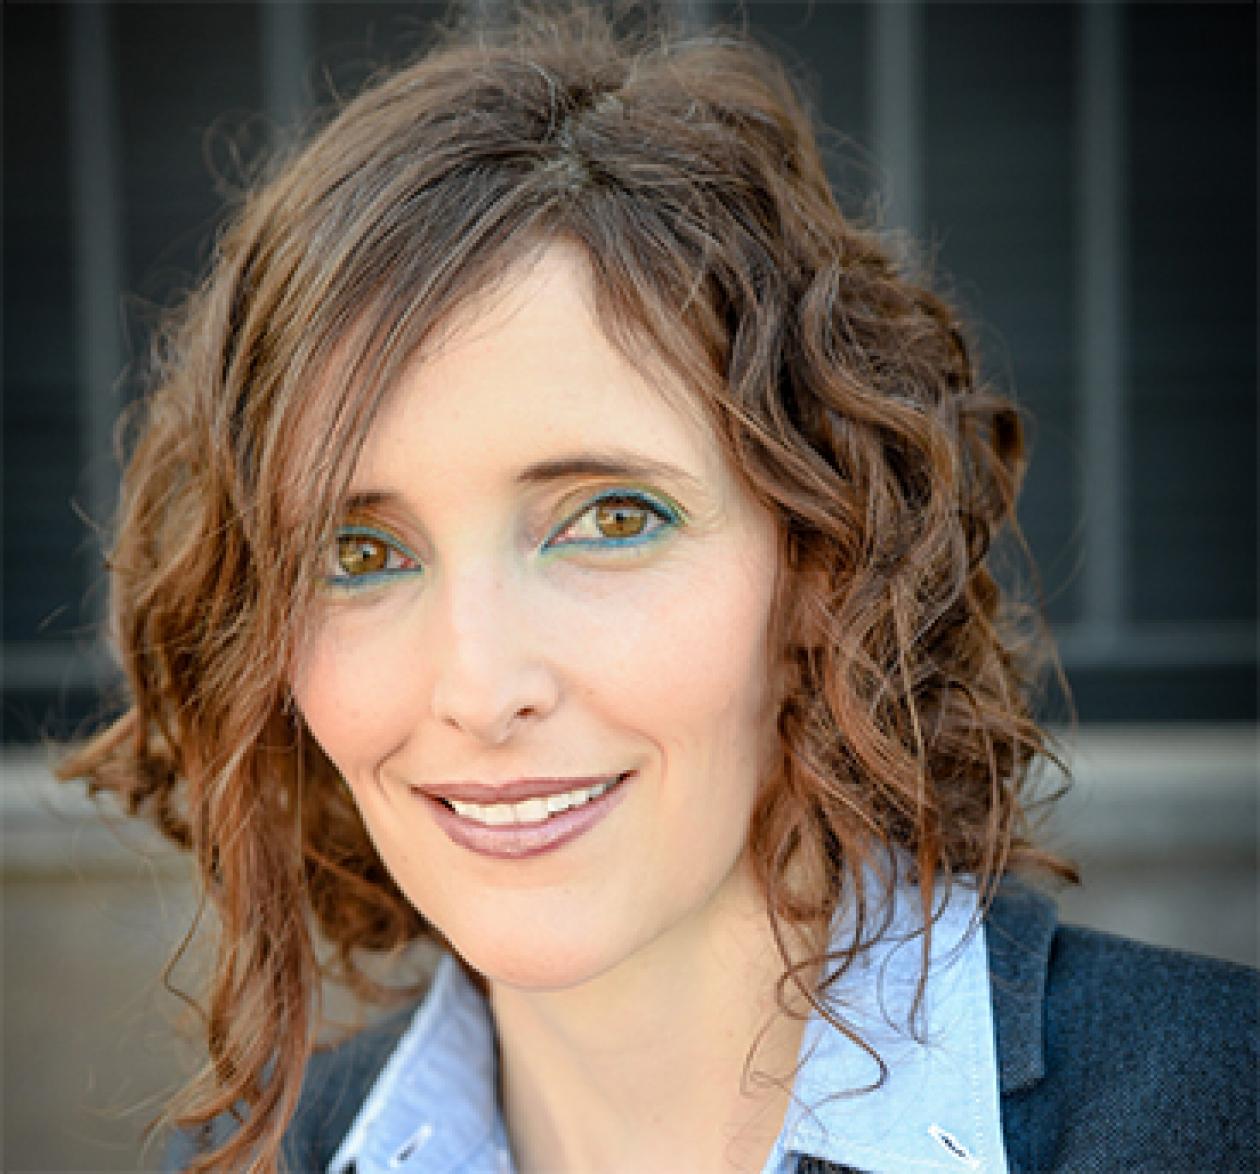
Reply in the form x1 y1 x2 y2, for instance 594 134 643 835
59 5 1074 1169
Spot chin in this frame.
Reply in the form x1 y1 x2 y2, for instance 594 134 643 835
459 939 617 994
441 908 633 994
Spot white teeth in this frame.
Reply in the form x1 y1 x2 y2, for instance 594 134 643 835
447 778 618 827
514 798 549 823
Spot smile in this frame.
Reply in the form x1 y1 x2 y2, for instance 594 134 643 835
414 772 632 860
445 778 617 826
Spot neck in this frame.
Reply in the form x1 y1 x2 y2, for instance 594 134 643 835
490 862 820 1174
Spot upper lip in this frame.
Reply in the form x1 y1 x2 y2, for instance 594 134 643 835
412 773 629 805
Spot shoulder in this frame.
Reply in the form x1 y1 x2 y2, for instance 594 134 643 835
163 1002 416 1172
986 879 1258 1173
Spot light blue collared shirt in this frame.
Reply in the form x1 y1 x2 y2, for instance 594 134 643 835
329 883 1007 1174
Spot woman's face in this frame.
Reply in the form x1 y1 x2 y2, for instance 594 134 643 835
292 243 781 991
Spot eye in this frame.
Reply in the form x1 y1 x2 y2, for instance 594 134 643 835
326 525 421 587
546 491 681 550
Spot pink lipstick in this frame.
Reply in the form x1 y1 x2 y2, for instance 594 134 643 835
413 772 633 859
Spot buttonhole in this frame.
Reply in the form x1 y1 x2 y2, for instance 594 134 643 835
927 1123 979 1168
390 1122 433 1167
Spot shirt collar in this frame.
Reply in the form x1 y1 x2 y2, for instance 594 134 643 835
331 882 1006 1174
779 881 1007 1174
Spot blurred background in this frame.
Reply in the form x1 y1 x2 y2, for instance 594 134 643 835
3 0 1256 1169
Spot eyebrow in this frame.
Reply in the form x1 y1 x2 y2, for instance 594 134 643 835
513 451 704 493
341 450 704 516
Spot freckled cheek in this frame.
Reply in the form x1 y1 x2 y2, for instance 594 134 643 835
290 618 428 777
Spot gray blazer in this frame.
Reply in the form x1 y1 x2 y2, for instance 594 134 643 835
168 883 1259 1172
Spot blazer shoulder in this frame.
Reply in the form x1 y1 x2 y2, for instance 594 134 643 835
1041 921 1257 1107
992 882 1258 1173
1046 918 1257 1026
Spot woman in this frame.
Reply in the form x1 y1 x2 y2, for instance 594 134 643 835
61 7 1255 1173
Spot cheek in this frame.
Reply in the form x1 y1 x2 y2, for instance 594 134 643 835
587 550 777 780
290 611 424 777
661 561 779 854
570 563 767 695
672 556 774 712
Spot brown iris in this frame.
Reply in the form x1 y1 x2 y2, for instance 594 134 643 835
595 498 649 539
336 535 390 576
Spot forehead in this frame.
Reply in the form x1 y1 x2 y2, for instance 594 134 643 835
350 243 724 495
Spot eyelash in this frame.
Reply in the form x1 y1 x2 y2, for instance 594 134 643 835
324 490 681 592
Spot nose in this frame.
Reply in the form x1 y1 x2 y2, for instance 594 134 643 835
426 566 560 745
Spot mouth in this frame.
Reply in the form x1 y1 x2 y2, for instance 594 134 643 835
435 776 622 826
413 771 633 859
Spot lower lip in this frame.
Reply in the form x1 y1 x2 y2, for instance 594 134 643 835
417 773 633 860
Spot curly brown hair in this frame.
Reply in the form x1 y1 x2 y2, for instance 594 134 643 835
59 5 1072 1170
